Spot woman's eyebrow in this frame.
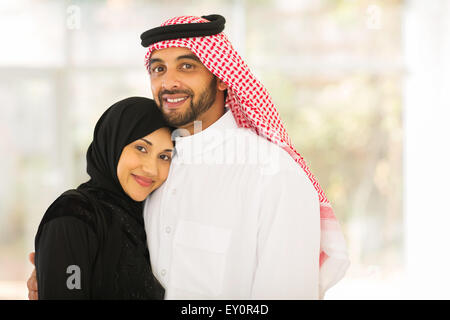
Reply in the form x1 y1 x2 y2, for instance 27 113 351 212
140 138 173 152
141 138 152 146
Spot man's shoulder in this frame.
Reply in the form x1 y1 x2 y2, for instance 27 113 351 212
234 127 290 152
232 127 302 173
235 130 317 194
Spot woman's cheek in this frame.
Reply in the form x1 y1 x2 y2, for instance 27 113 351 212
161 162 171 181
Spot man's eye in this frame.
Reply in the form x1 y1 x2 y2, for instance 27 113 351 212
151 66 165 73
182 63 193 70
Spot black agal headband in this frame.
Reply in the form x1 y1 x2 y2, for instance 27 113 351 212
140 14 226 48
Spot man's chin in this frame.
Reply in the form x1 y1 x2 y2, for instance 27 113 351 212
162 109 194 127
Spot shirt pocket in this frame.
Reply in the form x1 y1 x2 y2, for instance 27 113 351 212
170 219 232 297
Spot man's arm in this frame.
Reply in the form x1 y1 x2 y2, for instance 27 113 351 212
27 252 38 300
251 167 320 299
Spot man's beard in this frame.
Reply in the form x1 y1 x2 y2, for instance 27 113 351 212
157 77 217 127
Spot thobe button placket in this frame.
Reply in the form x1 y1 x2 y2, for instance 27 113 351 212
171 188 177 195
161 269 167 277
165 226 172 234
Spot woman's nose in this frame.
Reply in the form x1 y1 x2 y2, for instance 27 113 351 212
142 159 158 177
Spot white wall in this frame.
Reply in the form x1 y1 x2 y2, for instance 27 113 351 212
403 0 450 299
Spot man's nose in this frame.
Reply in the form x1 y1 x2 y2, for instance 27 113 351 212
161 69 180 90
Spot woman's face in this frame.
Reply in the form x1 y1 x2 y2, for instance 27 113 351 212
117 127 174 202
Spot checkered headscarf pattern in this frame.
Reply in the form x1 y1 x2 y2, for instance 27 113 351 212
144 15 349 298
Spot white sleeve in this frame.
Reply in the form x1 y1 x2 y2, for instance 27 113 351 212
250 166 321 299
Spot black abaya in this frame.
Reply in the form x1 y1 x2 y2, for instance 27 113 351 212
34 97 172 299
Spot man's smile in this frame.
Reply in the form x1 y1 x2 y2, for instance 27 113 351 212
161 94 190 109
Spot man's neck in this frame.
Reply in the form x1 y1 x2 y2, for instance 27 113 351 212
180 103 226 136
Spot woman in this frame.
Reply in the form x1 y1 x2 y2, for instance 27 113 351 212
34 97 174 299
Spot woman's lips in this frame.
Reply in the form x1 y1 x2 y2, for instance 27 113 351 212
132 174 153 187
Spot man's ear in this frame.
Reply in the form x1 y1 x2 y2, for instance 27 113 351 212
217 79 228 91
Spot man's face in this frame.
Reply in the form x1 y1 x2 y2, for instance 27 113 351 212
148 47 220 127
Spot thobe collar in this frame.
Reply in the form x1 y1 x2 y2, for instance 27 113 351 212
173 107 237 161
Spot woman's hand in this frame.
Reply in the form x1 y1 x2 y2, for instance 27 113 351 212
27 252 38 300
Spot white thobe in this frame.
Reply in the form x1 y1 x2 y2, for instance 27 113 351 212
143 108 320 299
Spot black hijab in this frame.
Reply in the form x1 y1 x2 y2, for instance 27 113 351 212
77 96 172 214
36 97 170 299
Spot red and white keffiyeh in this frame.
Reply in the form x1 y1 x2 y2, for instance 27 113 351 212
144 15 350 298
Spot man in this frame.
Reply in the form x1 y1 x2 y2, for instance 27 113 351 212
28 14 349 300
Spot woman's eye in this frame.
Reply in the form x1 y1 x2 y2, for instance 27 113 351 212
160 154 171 161
136 145 147 153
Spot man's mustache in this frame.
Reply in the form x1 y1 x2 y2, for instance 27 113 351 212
158 89 194 102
